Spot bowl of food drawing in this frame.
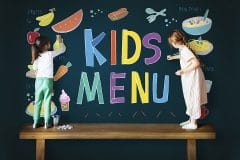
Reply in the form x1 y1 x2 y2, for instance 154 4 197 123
188 39 213 55
25 101 57 117
182 16 212 36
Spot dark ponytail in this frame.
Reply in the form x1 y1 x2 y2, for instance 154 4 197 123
31 44 41 64
31 36 50 64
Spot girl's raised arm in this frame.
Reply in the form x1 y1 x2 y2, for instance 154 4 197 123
51 43 66 58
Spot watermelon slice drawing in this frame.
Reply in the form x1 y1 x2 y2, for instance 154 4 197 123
52 9 83 33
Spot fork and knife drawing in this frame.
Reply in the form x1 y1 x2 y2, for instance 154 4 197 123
145 8 167 23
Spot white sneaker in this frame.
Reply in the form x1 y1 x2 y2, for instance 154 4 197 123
32 123 39 129
182 123 197 130
179 120 190 126
44 122 51 129
33 123 37 129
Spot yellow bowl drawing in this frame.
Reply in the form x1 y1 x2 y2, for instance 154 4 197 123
25 101 57 117
188 39 213 55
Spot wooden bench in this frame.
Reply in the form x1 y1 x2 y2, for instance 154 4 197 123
19 123 216 160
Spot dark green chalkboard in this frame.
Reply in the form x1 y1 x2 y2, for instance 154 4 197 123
23 0 216 124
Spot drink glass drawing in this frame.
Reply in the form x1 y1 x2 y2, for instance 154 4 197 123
52 115 60 127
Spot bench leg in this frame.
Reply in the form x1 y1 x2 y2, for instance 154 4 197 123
187 139 196 160
36 139 45 160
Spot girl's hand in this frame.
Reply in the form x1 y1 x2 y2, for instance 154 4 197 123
167 55 174 60
175 70 184 76
167 54 180 60
57 35 63 43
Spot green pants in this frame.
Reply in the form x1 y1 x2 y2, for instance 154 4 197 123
34 77 53 124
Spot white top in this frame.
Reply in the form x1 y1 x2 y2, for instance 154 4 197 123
33 43 66 78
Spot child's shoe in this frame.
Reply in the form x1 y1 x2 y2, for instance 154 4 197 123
44 122 51 129
182 123 197 130
179 120 190 126
32 123 40 129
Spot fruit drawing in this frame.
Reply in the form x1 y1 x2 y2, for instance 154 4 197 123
36 8 56 27
27 28 40 45
28 65 33 70
53 35 62 51
54 62 72 81
52 9 83 33
26 64 36 78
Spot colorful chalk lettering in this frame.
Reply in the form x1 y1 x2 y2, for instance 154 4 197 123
77 72 169 104
77 72 104 104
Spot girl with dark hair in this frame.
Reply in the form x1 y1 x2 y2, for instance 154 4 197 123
32 35 66 129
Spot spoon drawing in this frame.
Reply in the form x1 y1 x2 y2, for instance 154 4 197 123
145 8 167 23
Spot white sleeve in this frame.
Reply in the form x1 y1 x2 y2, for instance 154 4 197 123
182 47 196 62
51 43 66 58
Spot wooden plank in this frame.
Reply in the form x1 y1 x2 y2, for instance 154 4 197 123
19 123 216 140
187 139 196 160
36 139 45 160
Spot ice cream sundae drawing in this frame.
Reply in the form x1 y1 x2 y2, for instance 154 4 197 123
59 89 70 111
